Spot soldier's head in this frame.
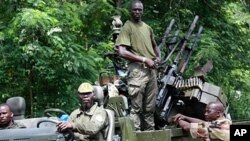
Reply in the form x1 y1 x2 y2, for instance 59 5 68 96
204 101 224 121
0 103 14 127
77 82 95 110
130 0 143 23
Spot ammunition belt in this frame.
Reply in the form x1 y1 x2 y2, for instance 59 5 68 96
173 76 203 90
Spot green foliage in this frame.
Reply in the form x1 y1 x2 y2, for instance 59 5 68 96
0 0 249 120
0 0 114 116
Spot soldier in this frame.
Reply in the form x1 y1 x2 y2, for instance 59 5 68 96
115 0 160 131
56 82 109 141
173 101 231 141
0 103 26 129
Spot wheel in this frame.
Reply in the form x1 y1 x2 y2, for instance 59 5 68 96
37 119 58 128
44 108 68 117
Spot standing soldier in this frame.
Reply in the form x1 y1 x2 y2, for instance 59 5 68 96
115 0 161 131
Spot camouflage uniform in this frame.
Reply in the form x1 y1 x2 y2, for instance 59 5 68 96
69 103 108 141
115 20 158 130
0 120 26 129
190 117 232 141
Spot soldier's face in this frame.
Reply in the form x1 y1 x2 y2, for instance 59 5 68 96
131 2 143 22
204 104 219 121
0 106 13 125
78 92 94 108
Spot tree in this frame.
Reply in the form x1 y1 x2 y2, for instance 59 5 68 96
0 0 115 116
0 0 249 119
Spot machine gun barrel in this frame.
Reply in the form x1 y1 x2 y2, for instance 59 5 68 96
174 15 199 64
158 19 175 49
179 26 203 74
161 30 180 65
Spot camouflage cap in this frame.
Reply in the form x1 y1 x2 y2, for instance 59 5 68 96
78 82 94 93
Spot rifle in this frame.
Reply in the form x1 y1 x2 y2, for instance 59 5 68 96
155 15 201 122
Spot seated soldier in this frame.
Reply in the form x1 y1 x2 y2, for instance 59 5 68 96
56 82 109 141
0 103 26 129
173 101 231 141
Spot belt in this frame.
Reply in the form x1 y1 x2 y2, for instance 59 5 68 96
129 62 148 69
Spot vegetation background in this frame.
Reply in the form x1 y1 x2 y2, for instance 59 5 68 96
0 0 249 120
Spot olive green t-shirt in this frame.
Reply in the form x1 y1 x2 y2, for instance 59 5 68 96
115 20 156 59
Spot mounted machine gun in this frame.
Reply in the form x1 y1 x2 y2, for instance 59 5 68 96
155 16 229 128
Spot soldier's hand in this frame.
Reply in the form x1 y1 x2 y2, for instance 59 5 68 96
144 58 155 68
154 57 161 68
155 57 161 63
56 122 73 132
173 113 185 122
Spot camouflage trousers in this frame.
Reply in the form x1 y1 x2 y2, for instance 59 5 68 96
127 62 158 131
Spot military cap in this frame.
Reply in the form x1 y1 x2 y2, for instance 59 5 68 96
78 82 94 93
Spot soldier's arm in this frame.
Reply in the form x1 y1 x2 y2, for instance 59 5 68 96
117 45 144 63
177 119 191 131
117 45 155 68
174 113 204 123
178 119 209 141
183 116 204 123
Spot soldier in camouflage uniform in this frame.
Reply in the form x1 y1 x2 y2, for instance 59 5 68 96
0 103 26 129
56 83 109 141
173 101 231 141
115 0 160 131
